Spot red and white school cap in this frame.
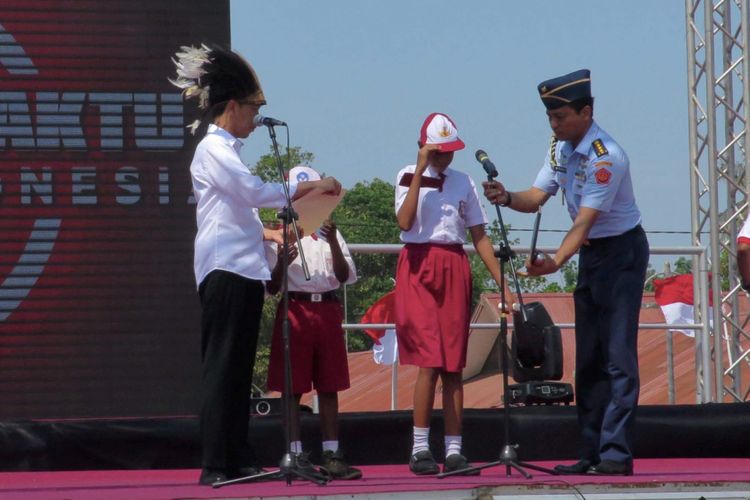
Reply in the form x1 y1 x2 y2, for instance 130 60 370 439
419 112 465 152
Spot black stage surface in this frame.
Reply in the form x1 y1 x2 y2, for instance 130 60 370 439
1 403 748 471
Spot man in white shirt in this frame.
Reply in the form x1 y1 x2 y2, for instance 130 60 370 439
171 45 341 486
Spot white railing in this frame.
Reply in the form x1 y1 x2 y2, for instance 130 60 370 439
342 244 712 408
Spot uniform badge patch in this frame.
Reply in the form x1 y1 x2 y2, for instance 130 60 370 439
595 168 612 184
592 139 608 157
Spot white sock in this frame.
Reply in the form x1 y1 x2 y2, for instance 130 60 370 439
322 440 338 453
412 426 430 455
291 440 303 454
445 435 462 458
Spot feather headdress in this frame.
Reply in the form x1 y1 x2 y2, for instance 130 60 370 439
169 44 266 134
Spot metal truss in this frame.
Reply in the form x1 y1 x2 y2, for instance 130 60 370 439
686 0 750 402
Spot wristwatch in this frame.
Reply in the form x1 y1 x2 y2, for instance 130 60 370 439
499 191 512 207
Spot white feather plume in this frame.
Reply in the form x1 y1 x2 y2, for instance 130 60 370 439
169 44 212 111
186 119 202 135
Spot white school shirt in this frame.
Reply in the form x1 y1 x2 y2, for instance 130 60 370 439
395 165 488 244
190 124 297 288
265 230 357 292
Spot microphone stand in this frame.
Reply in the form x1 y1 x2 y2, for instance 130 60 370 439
213 124 329 488
438 172 556 479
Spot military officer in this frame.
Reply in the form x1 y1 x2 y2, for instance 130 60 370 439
482 69 649 476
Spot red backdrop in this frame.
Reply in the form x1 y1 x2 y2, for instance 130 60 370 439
0 0 230 418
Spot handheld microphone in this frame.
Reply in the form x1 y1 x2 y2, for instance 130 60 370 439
475 149 498 178
253 114 287 127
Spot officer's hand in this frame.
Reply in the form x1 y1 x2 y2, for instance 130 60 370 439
518 252 559 277
416 143 442 175
320 219 338 244
319 177 342 196
481 180 509 206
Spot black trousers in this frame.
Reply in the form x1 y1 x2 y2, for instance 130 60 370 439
198 270 265 471
574 225 649 464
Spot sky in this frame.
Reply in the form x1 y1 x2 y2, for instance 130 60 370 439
230 0 689 266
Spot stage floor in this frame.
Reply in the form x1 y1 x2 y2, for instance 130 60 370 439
0 458 749 500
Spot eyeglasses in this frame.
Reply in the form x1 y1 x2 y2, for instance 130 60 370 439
238 99 263 108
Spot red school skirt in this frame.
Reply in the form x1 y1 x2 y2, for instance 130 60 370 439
394 243 472 372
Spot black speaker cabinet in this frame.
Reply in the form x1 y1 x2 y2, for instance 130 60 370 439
511 301 563 383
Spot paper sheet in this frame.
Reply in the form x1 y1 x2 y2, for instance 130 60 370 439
291 188 346 235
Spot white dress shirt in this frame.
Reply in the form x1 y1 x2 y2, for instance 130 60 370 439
265 230 357 292
191 124 296 288
395 165 488 244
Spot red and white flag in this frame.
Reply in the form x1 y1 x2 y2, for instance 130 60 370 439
360 291 399 365
653 273 711 337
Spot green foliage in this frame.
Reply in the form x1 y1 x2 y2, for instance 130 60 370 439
673 256 693 275
253 294 279 391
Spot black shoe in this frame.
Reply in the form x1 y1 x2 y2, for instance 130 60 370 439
442 454 481 476
294 452 319 475
587 459 633 476
409 450 439 475
198 468 228 485
554 459 595 475
320 449 363 480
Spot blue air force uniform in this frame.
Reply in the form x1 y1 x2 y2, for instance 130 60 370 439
536 70 649 467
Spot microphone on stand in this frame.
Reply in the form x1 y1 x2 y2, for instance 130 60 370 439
253 114 287 127
475 149 498 178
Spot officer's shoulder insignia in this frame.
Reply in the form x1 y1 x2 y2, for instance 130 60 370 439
591 139 608 157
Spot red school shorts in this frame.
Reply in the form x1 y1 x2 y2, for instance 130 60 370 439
267 297 350 394
394 243 472 372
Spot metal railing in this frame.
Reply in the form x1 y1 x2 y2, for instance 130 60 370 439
342 244 713 409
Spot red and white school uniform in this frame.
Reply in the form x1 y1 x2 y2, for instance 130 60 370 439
394 165 488 372
266 230 357 394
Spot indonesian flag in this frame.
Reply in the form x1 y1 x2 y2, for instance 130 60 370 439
653 273 712 337
360 291 398 365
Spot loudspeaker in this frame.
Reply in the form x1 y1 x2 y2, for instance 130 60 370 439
250 397 281 416
511 302 563 383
